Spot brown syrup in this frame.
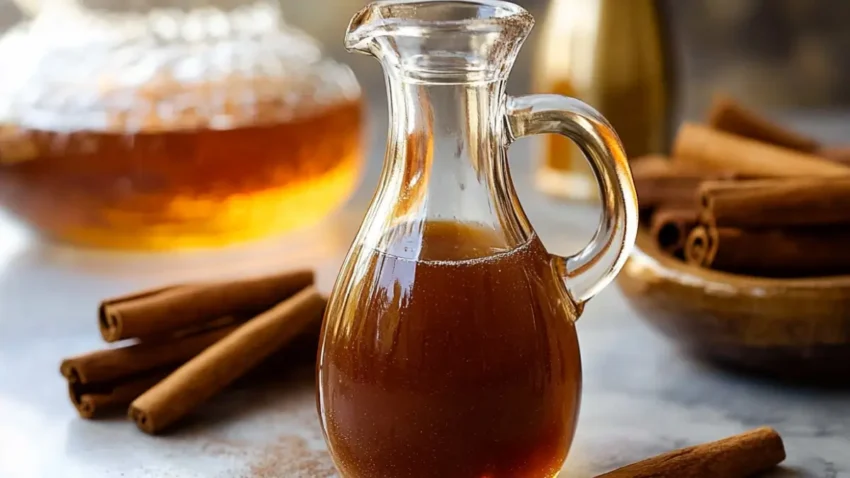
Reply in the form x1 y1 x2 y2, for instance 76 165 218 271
319 221 581 478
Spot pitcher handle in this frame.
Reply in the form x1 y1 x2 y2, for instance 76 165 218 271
505 94 639 306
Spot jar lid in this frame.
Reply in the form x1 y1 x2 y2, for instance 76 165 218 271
0 3 361 133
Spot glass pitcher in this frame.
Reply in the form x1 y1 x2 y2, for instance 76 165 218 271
317 1 638 477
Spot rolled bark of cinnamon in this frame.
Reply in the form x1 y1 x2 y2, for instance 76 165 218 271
69 370 171 419
61 324 237 385
819 146 850 165
595 427 785 478
129 287 326 434
650 208 698 256
708 94 819 152
685 226 715 268
631 155 734 212
685 225 850 277
630 154 673 176
634 173 703 212
99 269 313 342
673 123 850 178
699 178 850 228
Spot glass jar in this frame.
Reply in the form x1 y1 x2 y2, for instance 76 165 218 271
0 0 363 250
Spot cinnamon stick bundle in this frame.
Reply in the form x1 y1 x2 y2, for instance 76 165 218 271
685 225 850 277
61 325 238 418
708 95 819 152
129 287 326 434
650 208 698 256
99 269 313 342
673 123 850 178
699 178 850 228
596 427 785 478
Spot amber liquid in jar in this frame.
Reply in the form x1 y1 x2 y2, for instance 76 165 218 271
319 221 582 478
0 100 362 249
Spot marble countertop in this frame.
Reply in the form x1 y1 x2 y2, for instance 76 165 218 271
2 92 850 477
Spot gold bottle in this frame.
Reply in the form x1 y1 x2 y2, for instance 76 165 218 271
534 0 675 201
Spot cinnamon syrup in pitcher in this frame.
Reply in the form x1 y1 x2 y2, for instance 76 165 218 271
320 1 640 474
319 221 582 478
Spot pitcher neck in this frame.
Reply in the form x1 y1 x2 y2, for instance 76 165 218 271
388 75 507 176
345 2 537 256
369 73 532 254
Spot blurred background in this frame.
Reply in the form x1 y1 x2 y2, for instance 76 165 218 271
1 0 850 250
321 0 850 114
4 0 850 118
311 0 850 115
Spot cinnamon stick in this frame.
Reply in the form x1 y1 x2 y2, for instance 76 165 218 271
595 427 785 478
685 225 850 277
650 208 698 256
129 287 326 434
69 370 171 419
631 155 734 212
99 269 313 342
630 154 673 176
819 146 850 165
673 123 850 178
708 94 819 152
61 324 237 385
685 226 714 267
699 178 850 228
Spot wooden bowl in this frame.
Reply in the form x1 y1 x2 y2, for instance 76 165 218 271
616 231 850 383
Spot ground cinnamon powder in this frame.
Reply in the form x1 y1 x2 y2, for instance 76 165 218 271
248 436 336 478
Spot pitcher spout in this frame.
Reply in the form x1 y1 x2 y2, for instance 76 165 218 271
345 0 534 82
343 4 382 54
